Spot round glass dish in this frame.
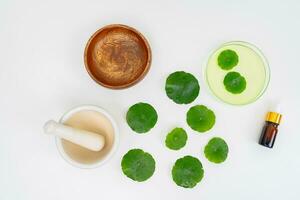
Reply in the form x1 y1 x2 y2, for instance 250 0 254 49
205 41 270 105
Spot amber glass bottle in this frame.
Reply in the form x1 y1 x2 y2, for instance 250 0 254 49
259 111 282 148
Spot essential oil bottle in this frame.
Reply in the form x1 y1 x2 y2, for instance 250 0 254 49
259 110 282 148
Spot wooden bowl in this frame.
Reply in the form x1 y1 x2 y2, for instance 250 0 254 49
84 24 152 89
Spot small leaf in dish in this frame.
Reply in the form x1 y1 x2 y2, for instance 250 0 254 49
217 49 239 70
223 71 247 94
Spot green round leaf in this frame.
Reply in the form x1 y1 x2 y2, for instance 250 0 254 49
165 71 200 104
186 105 216 133
165 128 188 150
126 102 158 133
172 156 204 188
223 71 247 94
121 149 156 182
217 49 239 70
204 137 229 164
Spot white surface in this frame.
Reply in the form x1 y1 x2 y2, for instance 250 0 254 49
1 0 300 199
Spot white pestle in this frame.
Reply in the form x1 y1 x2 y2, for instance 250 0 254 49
44 120 105 152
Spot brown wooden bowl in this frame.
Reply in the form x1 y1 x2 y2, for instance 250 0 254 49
84 24 152 89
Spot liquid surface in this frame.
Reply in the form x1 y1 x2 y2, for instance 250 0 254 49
61 110 115 164
206 42 269 105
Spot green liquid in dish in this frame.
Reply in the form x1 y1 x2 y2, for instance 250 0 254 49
206 41 269 105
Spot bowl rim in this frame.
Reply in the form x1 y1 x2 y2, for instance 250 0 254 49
204 40 270 106
84 24 152 89
55 105 120 169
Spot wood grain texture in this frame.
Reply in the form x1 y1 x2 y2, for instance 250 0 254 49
84 24 151 89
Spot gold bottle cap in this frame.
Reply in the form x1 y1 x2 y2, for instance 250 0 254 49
266 111 282 124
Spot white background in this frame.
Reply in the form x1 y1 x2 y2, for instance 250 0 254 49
1 0 300 199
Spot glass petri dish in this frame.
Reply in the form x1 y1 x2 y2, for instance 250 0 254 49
205 41 270 105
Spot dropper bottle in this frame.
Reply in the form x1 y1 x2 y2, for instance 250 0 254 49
259 105 282 148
